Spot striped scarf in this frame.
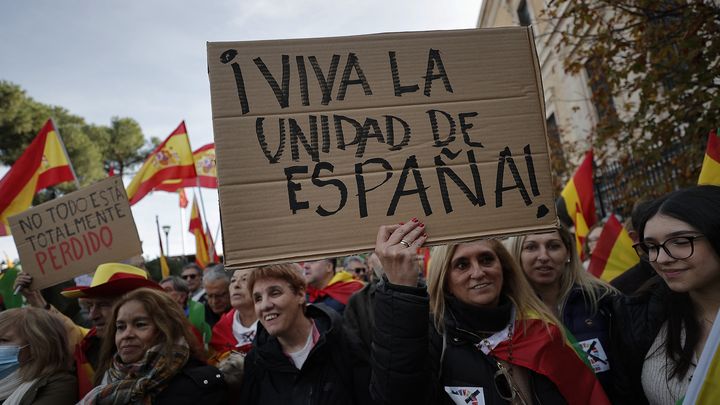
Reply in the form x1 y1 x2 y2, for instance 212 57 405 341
79 342 189 405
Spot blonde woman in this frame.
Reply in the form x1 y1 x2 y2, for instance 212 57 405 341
371 219 609 405
0 307 77 404
506 227 618 401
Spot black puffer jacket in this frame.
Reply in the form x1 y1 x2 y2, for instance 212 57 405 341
370 281 567 405
154 357 227 405
610 276 669 405
561 285 618 402
238 303 373 405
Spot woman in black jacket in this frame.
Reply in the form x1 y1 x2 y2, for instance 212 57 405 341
613 185 720 404
78 288 226 405
371 219 610 405
238 263 372 405
506 227 619 401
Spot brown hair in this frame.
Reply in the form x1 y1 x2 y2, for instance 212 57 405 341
94 288 204 385
426 239 561 335
247 263 306 296
0 307 72 380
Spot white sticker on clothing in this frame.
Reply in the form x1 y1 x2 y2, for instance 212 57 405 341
579 337 610 373
444 386 485 405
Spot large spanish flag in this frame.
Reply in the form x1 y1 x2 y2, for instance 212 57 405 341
126 121 196 205
154 143 217 192
558 151 597 256
683 309 720 404
189 196 210 268
0 119 76 236
588 215 639 281
698 129 720 186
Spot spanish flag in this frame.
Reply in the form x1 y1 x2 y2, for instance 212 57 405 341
126 121 196 205
0 119 76 236
205 224 220 263
683 309 720 404
587 215 639 281
698 129 720 186
558 151 597 256
492 317 611 405
155 143 218 192
189 196 210 268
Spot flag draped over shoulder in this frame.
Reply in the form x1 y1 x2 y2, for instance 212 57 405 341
698 128 720 186
558 151 597 255
126 121 196 205
189 197 210 268
0 119 76 236
306 271 364 305
588 215 639 281
492 317 611 405
155 143 217 192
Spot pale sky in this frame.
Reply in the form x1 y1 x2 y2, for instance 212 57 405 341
0 0 483 264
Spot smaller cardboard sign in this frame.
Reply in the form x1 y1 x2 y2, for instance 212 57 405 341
9 177 142 290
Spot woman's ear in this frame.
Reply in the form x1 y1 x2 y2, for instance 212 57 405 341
297 288 307 305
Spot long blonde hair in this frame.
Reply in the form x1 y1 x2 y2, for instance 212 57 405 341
506 227 616 315
426 239 560 335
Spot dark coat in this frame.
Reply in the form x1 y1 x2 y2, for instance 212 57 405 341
15 371 78 405
561 286 618 402
344 279 378 360
609 261 655 295
370 280 567 405
610 276 669 405
238 303 373 405
154 357 227 405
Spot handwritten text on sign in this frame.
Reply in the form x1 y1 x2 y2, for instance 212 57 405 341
209 28 557 268
9 177 142 289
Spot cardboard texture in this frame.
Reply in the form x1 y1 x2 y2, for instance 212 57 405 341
207 27 558 269
9 177 142 290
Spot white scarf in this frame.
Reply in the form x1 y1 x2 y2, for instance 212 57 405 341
0 369 37 405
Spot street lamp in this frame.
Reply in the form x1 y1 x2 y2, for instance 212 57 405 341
162 225 171 257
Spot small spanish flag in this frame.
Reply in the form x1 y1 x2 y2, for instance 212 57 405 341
189 196 210 268
155 143 218 192
126 121 196 205
0 119 76 236
698 129 720 186
558 151 597 257
587 215 639 281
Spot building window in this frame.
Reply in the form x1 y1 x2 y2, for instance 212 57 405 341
546 113 567 182
517 0 532 26
585 57 617 123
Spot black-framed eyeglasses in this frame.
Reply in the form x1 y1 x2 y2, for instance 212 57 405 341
633 235 705 262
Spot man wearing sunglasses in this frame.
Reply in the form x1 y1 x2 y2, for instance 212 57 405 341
181 263 206 303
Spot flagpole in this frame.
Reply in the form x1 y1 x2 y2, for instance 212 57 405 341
213 221 222 259
155 215 165 256
196 177 211 232
50 118 81 190
180 205 187 263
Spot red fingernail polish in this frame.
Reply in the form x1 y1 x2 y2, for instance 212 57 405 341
419 223 425 228
411 217 418 222
422 233 428 238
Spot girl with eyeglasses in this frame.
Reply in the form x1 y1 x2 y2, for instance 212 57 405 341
371 219 610 405
613 185 720 404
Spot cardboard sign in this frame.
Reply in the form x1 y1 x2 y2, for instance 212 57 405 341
9 177 142 289
208 27 558 268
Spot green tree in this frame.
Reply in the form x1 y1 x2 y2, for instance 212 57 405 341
545 1 719 210
0 81 149 193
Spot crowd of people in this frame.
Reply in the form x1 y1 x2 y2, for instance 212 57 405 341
0 184 718 404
